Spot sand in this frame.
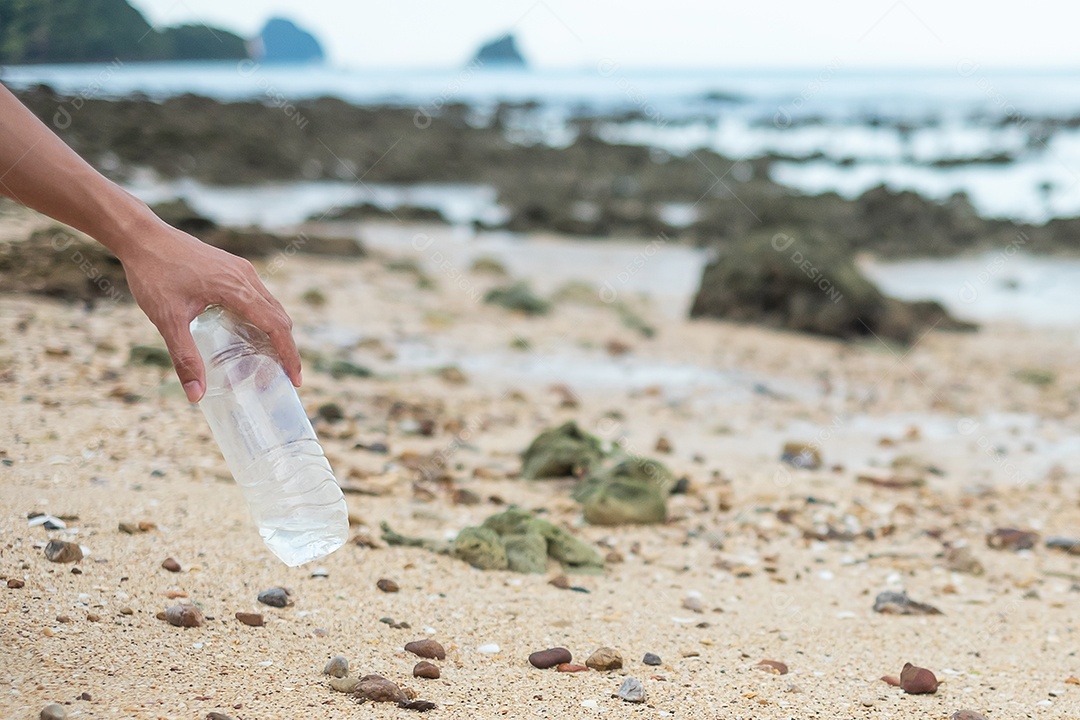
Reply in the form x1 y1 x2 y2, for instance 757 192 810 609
2 216 1080 720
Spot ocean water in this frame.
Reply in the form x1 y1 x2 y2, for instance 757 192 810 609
6 62 1080 221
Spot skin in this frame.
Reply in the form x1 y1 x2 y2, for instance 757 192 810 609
0 83 301 402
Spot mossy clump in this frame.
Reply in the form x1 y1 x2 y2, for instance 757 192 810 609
520 421 605 479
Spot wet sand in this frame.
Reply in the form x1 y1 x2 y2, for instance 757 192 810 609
2 214 1080 719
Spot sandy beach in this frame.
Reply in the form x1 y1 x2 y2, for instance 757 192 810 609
2 206 1079 719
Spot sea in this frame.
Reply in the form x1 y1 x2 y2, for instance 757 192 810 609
5 61 1080 326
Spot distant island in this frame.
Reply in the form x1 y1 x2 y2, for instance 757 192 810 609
0 0 323 65
470 33 527 67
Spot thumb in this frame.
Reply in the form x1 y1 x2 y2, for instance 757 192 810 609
162 326 206 403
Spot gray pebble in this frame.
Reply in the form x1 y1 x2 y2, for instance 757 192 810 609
323 655 349 678
257 587 292 608
618 677 646 703
40 704 66 720
642 652 662 666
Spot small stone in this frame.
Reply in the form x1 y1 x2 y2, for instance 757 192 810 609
951 711 990 720
755 659 789 675
643 652 662 666
397 699 437 711
40 704 66 720
617 677 646 703
549 575 571 589
257 587 292 608
78 693 90 701
376 578 400 593
873 591 942 615
557 663 589 673
477 643 500 654
163 603 204 628
900 662 938 694
405 639 446 660
413 661 440 679
161 557 181 573
586 647 623 671
1045 536 1080 555
356 674 406 702
316 402 345 423
529 647 572 669
44 539 82 563
860 699 875 707
655 436 673 453
119 606 134 615
987 527 1039 551
943 545 984 575
55 615 72 624
206 713 236 720
682 594 704 613
7 578 25 588
235 612 264 627
881 675 900 686
86 613 100 622
1067 676 1080 685
310 566 329 578
781 441 821 469
323 655 350 678
328 676 359 693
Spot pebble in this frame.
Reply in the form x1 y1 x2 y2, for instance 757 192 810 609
557 663 589 673
356 674 406 702
682 595 704 613
873 591 942 615
617 677 646 703
377 578 400 593
206 714 235 720
235 612 264 627
405 639 446 660
323 655 349 678
40 704 66 720
1045 536 1080 555
643 652 662 666
162 604 205 628
943 545 985 575
161 557 181 573
548 575 571 589
951 711 990 720
8 578 25 588
398 699 437 711
900 663 938 694
755 659 789 675
328 676 359 693
881 675 901 686
257 587 292 608
586 647 623 671
477 643 500 654
43 539 82 563
413 661 440 679
86 613 100 622
987 527 1039 551
529 647 572 669
310 567 329 578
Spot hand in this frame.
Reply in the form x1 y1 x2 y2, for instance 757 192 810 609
120 221 302 402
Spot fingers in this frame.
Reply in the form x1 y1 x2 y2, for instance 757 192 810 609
161 323 207 403
231 276 302 388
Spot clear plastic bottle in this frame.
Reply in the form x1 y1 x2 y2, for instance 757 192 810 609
190 305 348 566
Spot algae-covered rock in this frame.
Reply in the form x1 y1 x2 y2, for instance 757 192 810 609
128 345 173 368
521 421 605 479
452 526 508 570
573 457 674 526
484 281 550 316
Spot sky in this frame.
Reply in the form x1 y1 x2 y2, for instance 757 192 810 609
131 1 1080 70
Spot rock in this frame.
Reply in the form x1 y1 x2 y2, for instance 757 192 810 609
469 256 508 276
397 699 437 711
682 595 704 613
780 442 822 470
642 652 662 666
617 677 646 703
318 359 373 379
573 457 673 526
529 647 572 669
329 676 359 693
873 591 942 615
881 675 901 686
118 521 155 534
484 281 549 315
257 587 292 608
1045 537 1080 555
899 663 938 694
356 674 406 702
943 545 984 575
0 229 130 305
755 659 789 675
549 575 571 589
482 507 605 574
453 526 510 571
323 655 349 678
316 402 344 423
161 557 181 573
376 578 400 593
986 528 1039 551
477 643 500 654
128 345 172 368
951 712 990 720
471 33 527 67
586 647 623 671
521 421 604 479
413 661 440 679
40 704 66 720
8 578 25 588
654 435 673 453
234 612 264 627
43 539 82 563
163 603 204 628
206 713 236 720
557 663 589 672
256 16 324 63
405 639 446 660
437 365 468 384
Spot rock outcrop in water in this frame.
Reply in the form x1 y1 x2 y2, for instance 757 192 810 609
470 33 526 67
254 17 325 63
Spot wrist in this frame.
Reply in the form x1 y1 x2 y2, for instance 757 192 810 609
89 182 168 263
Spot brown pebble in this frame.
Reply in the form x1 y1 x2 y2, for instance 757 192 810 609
404 639 446 660
987 527 1039 551
873 591 942 615
655 436 673 453
1066 676 1080 685
44 539 82 563
205 713 236 720
529 647 572 669
557 663 589 673
397 699 437 711
951 712 990 720
41 627 54 637
7 578 24 588
55 615 72 624
86 613 100 622
376 578 400 593
548 575 571 589
161 557 181 573
585 647 623 671
79 692 91 701
900 662 938 694
413 661 440 679
234 612 264 627
755 659 788 675
356 674 406 702
119 606 134 615
881 675 901 687
163 603 204 628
